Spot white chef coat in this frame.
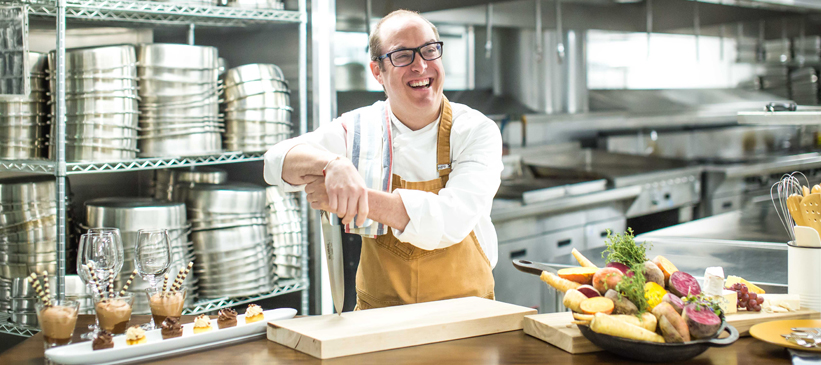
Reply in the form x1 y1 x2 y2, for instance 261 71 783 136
263 101 502 268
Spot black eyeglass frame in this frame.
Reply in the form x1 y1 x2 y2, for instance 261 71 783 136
375 41 444 67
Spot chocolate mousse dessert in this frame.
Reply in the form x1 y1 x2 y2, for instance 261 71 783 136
95 296 133 334
39 304 79 346
92 330 115 351
149 291 185 325
161 316 183 339
217 308 237 329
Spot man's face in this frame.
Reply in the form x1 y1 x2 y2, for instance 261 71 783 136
370 16 445 118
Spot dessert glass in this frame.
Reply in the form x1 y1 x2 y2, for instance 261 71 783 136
35 299 80 349
145 287 186 329
94 292 135 335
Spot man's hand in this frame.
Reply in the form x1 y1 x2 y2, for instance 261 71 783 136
312 158 369 226
305 176 330 211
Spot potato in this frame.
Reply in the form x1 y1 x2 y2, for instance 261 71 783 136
592 268 624 294
651 302 690 342
658 315 685 343
604 289 638 315
643 261 665 287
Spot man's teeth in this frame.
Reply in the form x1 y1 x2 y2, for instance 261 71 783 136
409 79 430 87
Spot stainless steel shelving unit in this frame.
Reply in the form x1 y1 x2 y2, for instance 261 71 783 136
0 0 310 337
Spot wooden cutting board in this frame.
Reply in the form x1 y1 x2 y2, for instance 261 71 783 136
267 297 537 359
524 309 821 354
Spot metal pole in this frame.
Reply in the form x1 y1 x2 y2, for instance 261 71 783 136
188 24 195 45
693 0 700 62
364 0 371 52
485 3 492 59
299 0 309 315
55 0 67 301
719 24 725 61
555 0 564 64
646 0 652 60
534 0 542 62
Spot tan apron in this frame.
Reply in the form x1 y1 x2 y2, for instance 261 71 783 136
355 98 496 310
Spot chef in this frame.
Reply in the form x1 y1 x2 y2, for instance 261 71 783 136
264 10 502 310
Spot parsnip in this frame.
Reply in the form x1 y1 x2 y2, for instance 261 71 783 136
610 313 657 332
563 289 588 313
572 312 594 321
541 271 581 293
572 248 598 269
590 313 665 343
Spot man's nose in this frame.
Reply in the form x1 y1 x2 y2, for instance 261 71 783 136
409 51 427 73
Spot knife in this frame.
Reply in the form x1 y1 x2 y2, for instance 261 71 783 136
321 211 345 315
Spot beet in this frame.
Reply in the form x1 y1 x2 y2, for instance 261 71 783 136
605 262 629 274
662 293 685 314
669 271 701 297
576 285 601 298
682 304 721 339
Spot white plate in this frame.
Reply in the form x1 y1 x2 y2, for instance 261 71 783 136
45 308 297 365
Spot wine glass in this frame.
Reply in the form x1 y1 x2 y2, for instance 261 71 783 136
135 229 171 329
87 227 124 278
77 232 117 339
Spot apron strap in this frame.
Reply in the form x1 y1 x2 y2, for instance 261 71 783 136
437 96 454 185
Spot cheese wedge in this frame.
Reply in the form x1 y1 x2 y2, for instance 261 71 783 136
760 294 800 313
710 290 737 315
725 275 765 294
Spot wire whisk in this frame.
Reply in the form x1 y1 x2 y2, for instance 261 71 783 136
771 171 808 242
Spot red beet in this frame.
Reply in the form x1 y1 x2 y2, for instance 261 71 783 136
682 304 721 339
662 293 685 314
605 262 634 277
669 271 701 298
576 285 601 298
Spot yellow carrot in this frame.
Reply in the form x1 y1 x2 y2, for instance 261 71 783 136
572 248 598 269
590 313 665 343
610 313 657 332
541 271 581 293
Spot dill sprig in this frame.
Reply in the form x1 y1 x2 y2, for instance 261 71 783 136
601 228 652 268
615 262 649 314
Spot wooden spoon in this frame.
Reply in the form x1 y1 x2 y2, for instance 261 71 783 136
799 194 821 238
788 194 807 227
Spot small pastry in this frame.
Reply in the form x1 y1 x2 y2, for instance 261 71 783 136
244 304 264 323
193 314 213 334
125 326 146 345
217 308 237 329
161 316 183 339
92 330 114 350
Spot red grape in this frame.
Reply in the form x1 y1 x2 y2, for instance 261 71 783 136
740 286 748 294
756 297 764 304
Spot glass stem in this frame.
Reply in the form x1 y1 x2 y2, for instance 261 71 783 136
147 275 157 290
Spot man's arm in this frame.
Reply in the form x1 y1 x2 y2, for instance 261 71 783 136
304 177 408 230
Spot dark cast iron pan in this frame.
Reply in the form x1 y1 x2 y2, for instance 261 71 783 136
511 259 740 362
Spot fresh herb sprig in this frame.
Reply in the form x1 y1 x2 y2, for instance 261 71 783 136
614 262 649 314
683 293 724 318
601 228 652 269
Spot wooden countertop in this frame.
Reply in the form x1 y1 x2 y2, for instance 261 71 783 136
0 315 798 364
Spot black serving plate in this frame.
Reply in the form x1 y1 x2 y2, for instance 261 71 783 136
577 321 739 363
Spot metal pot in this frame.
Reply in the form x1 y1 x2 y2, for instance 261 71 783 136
224 79 289 101
85 197 186 232
224 64 285 86
224 91 290 107
137 132 221 158
137 44 219 70
51 44 137 72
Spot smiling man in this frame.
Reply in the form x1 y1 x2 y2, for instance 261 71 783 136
264 10 503 310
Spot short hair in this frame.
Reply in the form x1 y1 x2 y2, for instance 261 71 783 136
368 10 440 63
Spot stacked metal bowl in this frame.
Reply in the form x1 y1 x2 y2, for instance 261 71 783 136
85 197 196 313
137 44 223 158
266 187 302 279
790 68 819 105
151 167 228 202
223 64 292 152
175 182 275 299
47 45 140 162
0 52 49 160
0 176 58 281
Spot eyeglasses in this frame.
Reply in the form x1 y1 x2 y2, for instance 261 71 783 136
376 41 444 67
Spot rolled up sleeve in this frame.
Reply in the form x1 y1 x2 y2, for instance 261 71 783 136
263 121 347 194
392 120 503 250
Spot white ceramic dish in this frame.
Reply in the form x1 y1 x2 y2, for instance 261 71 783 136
45 307 296 365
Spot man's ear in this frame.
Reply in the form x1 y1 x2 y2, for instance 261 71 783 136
369 61 383 85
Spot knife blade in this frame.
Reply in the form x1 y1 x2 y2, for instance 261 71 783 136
321 211 345 315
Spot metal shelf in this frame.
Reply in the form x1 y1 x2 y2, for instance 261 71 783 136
182 278 307 315
0 312 39 337
4 0 304 27
0 151 264 174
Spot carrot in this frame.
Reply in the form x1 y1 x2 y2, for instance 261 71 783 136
580 297 615 315
651 255 679 282
572 312 594 321
557 267 598 285
540 271 581 293
590 313 665 343
610 313 657 332
563 289 588 313
572 248 598 269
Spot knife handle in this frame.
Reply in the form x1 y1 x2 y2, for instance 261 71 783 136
512 259 557 277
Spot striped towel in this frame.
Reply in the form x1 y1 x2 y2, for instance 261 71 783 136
339 101 392 238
